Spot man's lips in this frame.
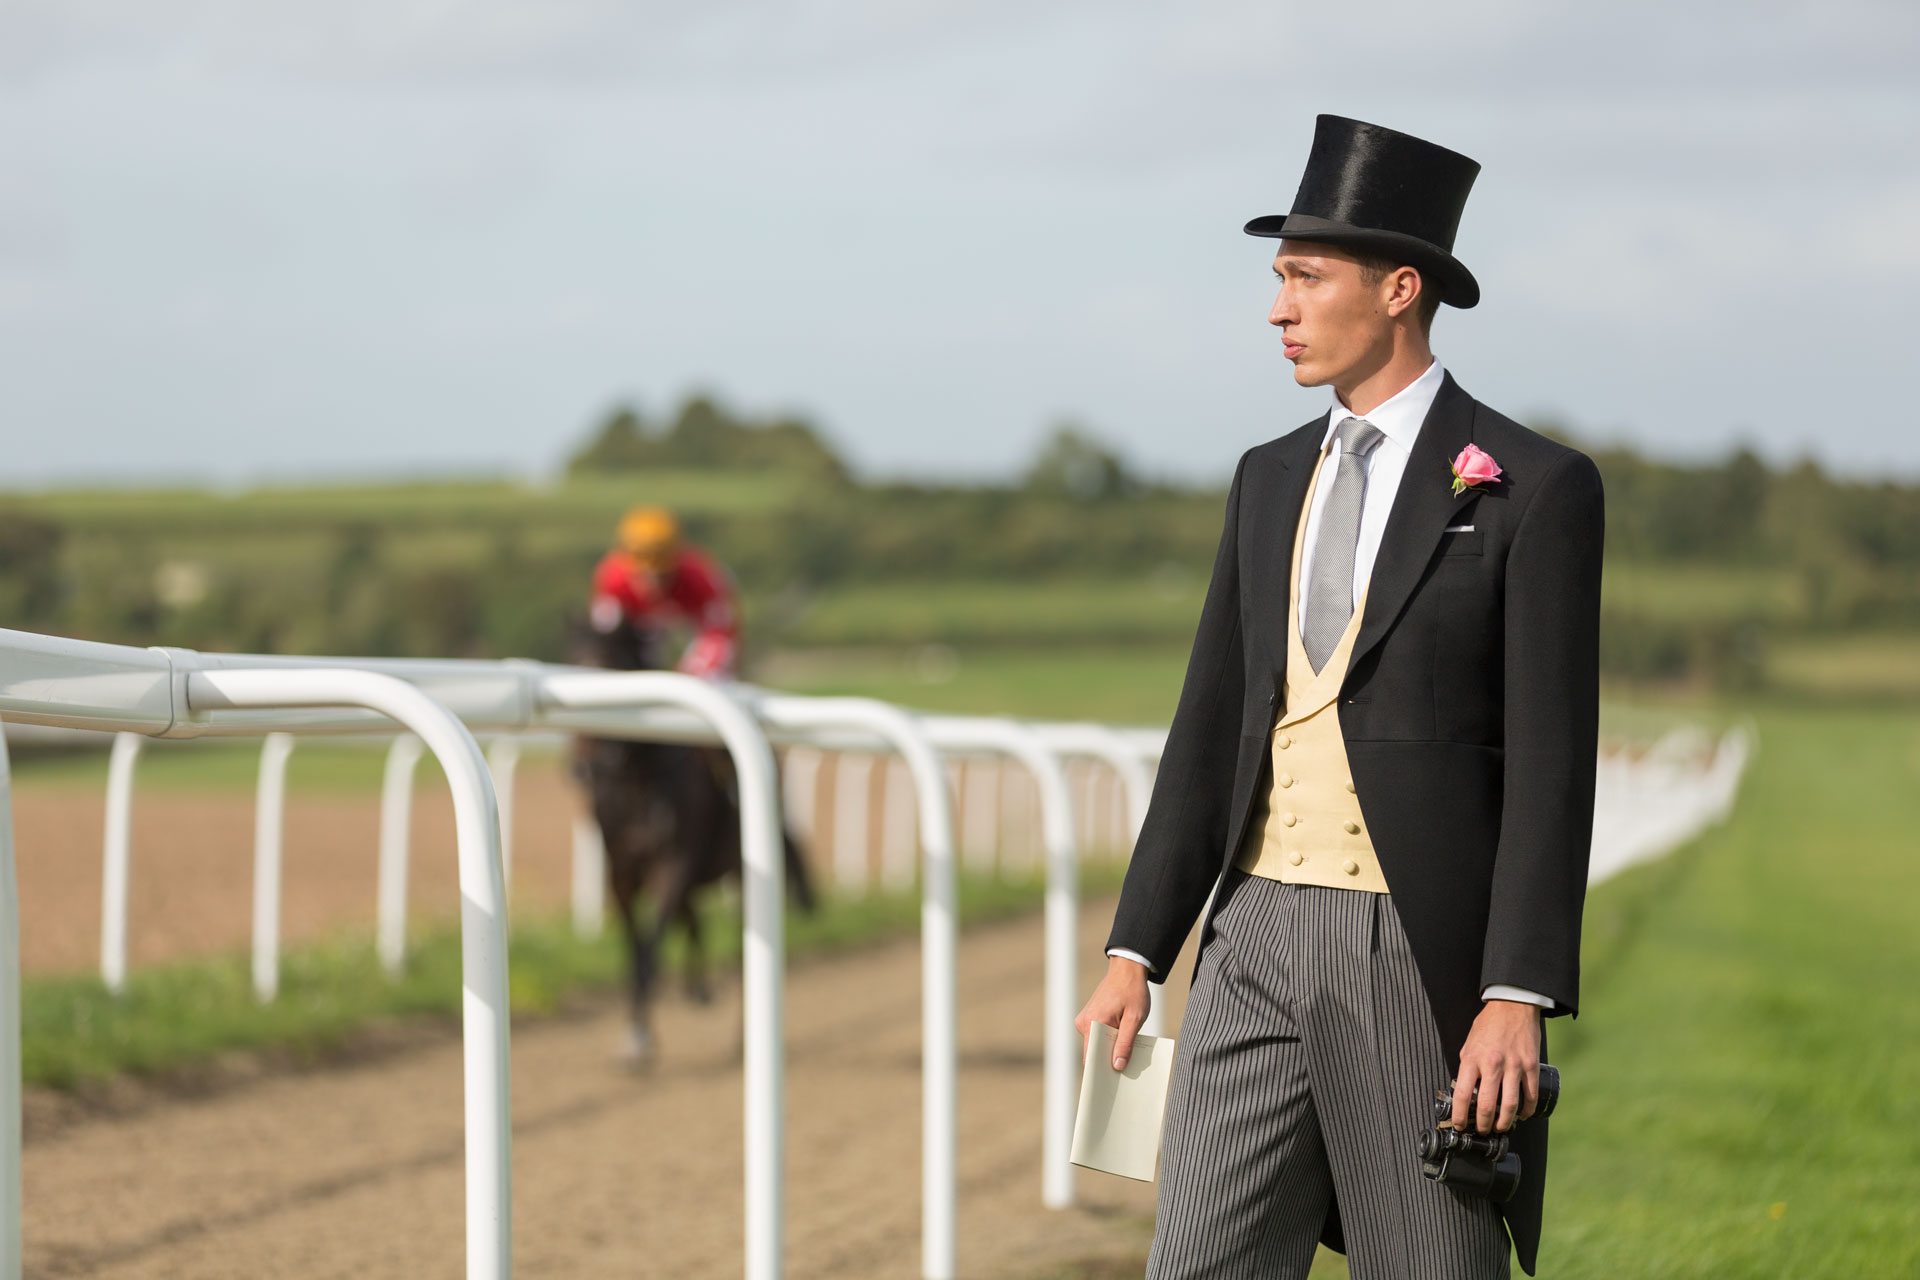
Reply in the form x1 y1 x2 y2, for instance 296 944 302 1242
1284 339 1306 357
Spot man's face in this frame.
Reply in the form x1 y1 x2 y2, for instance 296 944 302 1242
1266 240 1408 386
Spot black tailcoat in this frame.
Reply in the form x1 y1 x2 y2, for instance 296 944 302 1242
1106 368 1605 1276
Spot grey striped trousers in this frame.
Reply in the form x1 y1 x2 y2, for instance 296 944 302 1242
1145 868 1511 1279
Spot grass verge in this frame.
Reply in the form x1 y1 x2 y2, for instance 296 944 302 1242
22 859 1131 1093
1537 698 1920 1276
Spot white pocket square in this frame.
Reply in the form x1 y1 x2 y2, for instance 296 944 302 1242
1443 524 1475 532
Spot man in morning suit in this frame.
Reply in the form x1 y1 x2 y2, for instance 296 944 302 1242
1074 115 1606 1277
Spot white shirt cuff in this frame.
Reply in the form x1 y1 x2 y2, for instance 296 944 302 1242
1105 960 1551 1004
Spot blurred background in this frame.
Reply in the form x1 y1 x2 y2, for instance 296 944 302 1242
2 3 1916 1278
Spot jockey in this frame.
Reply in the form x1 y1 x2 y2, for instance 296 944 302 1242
589 505 740 679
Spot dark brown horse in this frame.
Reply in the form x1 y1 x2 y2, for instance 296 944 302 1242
566 613 818 1064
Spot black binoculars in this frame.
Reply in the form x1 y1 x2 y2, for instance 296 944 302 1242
1414 1063 1561 1201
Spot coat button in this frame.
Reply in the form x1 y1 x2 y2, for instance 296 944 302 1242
1341 858 1359 875
1278 772 1293 787
1343 820 1360 834
1282 812 1297 827
1288 851 1304 866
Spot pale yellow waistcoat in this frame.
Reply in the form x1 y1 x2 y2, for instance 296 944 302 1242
1233 443 1390 893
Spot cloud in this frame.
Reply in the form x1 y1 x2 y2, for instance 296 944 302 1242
1 0 1916 484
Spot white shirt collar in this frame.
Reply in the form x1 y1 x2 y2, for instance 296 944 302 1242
1318 356 1445 456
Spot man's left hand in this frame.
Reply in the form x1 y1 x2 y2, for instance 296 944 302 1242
1451 999 1543 1134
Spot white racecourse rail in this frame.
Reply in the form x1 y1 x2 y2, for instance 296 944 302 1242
0 633 515 1280
0 624 1753 1280
0 629 1168 1280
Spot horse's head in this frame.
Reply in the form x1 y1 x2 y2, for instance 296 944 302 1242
565 606 665 672
565 608 681 789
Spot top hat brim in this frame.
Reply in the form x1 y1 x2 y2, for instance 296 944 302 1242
1246 212 1480 309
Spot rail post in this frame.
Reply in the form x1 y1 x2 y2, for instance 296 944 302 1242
99 731 144 994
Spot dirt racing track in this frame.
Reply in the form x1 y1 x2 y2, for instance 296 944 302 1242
12 758 1194 1278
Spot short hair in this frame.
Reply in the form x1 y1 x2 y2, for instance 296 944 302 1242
1350 250 1443 333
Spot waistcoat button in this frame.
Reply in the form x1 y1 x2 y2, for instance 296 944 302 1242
1278 734 1292 749
1343 820 1360 834
1341 858 1359 875
1282 812 1297 827
1345 779 1355 792
1288 851 1304 866
1278 772 1293 787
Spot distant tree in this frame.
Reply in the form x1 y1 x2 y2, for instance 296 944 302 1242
1713 443 1771 554
664 393 731 466
566 403 659 474
1023 421 1140 501
564 390 850 483
745 414 851 483
0 506 65 627
391 567 485 657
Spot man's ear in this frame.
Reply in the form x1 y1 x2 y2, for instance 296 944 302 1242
1387 265 1424 321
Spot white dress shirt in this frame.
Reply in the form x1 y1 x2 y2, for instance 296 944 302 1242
1108 358 1554 1009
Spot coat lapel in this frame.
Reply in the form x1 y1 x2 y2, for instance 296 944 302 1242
1254 368 1482 696
1343 367 1481 676
1250 414 1326 672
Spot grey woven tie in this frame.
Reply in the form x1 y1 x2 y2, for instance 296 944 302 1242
1303 415 1387 673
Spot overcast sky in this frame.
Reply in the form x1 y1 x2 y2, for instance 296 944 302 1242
3 0 1915 488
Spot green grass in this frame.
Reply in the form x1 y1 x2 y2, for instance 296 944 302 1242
7 736 570 794
1533 696 1920 1276
763 643 1194 724
11 470 804 530
1764 629 1920 699
777 575 1206 648
19 859 1131 1092
1601 560 1805 623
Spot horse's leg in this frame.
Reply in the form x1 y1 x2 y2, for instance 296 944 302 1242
612 891 658 1066
664 757 707 1008
677 894 711 1005
605 816 659 1066
647 844 697 995
683 749 750 1065
781 826 819 914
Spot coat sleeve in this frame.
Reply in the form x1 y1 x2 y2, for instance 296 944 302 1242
1104 448 1251 981
1479 448 1606 1017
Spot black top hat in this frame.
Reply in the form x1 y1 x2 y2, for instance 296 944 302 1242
1245 114 1482 309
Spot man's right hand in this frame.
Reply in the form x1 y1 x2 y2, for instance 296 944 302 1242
1074 955 1152 1071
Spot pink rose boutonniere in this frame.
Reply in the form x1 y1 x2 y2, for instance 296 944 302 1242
1449 443 1502 496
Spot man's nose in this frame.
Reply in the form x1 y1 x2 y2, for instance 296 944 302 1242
1268 288 1295 327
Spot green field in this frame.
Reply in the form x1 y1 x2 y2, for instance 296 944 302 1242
1533 697 1920 1276
1599 559 1806 623
1763 629 1920 699
13 470 804 530
774 575 1206 648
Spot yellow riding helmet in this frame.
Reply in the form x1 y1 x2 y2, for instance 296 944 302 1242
616 505 680 569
